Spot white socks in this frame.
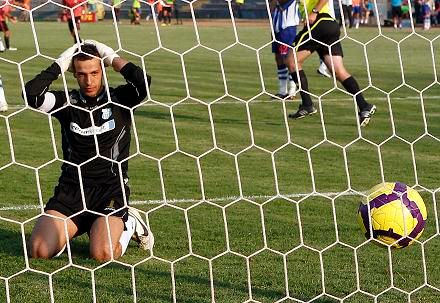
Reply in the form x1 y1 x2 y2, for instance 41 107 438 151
277 65 288 95
288 74 297 96
119 215 136 256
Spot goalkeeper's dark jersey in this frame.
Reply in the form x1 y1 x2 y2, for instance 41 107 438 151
24 62 151 185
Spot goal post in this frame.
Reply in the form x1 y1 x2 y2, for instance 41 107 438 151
0 0 439 302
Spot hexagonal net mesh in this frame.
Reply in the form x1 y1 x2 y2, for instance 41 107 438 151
0 0 439 301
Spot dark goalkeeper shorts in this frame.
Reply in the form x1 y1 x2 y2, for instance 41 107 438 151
294 14 343 60
45 181 129 236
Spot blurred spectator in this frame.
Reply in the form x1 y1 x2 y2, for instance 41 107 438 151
414 0 423 23
0 0 18 51
156 0 163 22
112 0 122 23
18 0 31 21
88 0 97 13
361 0 374 24
432 0 439 25
423 0 432 29
145 0 155 21
160 0 173 25
235 0 244 18
131 0 141 24
340 0 353 28
63 0 85 42
401 0 410 19
352 0 361 28
96 2 105 20
391 0 402 28
174 0 182 24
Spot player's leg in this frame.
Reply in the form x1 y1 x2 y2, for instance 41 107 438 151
272 51 289 99
285 23 317 119
323 54 376 126
398 7 402 28
287 49 317 119
0 23 5 52
164 9 168 25
4 29 14 51
317 59 332 78
272 25 297 99
162 9 169 25
74 17 82 42
365 8 370 24
88 208 154 261
89 215 125 261
29 210 78 259
354 7 360 28
88 183 153 261
394 10 398 28
67 18 79 43
1 22 16 51
348 5 354 27
135 8 141 24
168 8 172 24
0 74 8 112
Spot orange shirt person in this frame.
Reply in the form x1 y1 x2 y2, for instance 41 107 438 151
63 0 86 43
0 0 18 51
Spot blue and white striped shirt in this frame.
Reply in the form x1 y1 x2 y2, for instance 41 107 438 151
272 0 301 33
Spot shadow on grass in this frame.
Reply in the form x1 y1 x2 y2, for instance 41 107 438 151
0 226 26 277
135 265 287 303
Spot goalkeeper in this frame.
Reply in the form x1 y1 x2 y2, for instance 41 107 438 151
23 41 154 261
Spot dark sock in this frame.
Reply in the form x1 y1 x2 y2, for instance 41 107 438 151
5 37 9 49
341 76 369 110
291 70 313 107
277 64 286 70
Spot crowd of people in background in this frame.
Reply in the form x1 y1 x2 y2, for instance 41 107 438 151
340 0 376 28
389 0 440 29
411 0 440 29
2 0 440 36
129 0 182 26
338 0 440 30
56 0 182 26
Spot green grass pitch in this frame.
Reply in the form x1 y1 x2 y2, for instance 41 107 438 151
0 20 440 302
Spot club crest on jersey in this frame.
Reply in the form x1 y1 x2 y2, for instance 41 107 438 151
102 108 112 120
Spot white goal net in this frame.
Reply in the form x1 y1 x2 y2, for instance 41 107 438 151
0 0 439 302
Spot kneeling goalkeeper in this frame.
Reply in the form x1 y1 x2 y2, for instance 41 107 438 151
23 41 154 261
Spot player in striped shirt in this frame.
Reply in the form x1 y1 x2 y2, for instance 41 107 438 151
270 0 301 99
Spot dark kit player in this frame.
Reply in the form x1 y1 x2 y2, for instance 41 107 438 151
24 40 154 261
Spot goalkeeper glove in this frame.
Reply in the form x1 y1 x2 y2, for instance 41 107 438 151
55 44 78 73
84 39 120 67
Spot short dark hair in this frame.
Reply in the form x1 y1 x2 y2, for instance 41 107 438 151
72 44 101 71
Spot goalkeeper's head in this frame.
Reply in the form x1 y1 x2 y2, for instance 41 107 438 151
72 44 104 98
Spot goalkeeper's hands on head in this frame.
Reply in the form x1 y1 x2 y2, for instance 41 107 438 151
55 44 78 73
84 39 120 67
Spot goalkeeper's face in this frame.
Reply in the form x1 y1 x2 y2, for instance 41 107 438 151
73 57 104 98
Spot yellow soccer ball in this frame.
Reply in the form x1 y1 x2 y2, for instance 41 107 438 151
357 182 427 248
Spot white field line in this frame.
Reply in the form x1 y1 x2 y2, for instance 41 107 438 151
6 95 440 111
0 191 363 211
